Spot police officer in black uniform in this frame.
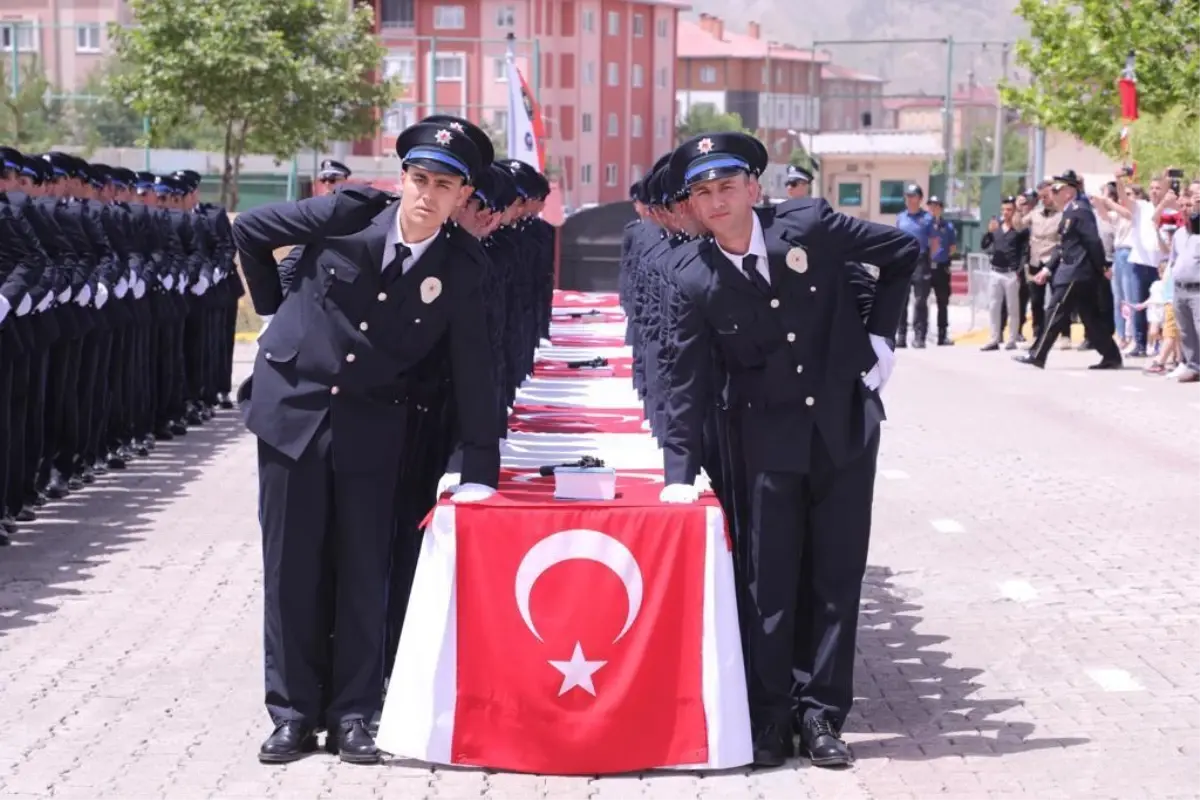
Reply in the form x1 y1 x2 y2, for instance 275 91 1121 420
233 121 503 765
656 132 918 768
1014 169 1122 370
784 165 814 199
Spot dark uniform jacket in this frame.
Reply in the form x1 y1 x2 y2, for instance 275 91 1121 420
1046 198 1106 286
232 187 501 486
662 198 919 484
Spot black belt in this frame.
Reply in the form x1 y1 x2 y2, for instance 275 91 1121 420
1176 281 1200 292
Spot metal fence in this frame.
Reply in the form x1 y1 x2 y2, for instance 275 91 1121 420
965 251 992 331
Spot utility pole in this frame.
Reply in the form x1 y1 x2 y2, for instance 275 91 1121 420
991 42 1010 176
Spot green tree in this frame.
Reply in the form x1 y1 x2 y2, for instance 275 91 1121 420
111 0 397 209
788 146 814 170
954 128 1030 204
1115 107 1200 180
1002 0 1200 149
676 105 748 145
0 59 68 151
73 60 145 148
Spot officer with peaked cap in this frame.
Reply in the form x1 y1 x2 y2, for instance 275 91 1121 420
656 130 918 768
784 164 814 199
317 160 352 187
232 120 502 766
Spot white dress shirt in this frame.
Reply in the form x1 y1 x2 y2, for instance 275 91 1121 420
715 213 770 284
382 210 439 274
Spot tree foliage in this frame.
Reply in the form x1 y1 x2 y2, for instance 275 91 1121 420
1002 0 1200 149
0 59 68 151
73 60 146 149
111 0 397 209
676 105 748 145
1118 107 1200 180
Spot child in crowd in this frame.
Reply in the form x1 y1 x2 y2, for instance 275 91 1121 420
1126 260 1179 374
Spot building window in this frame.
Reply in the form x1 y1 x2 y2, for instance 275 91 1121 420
838 182 863 208
879 180 912 215
606 113 618 136
699 66 717 84
76 24 101 54
496 5 515 27
656 116 667 138
631 115 643 138
581 112 593 133
607 11 620 35
493 57 507 81
433 5 465 29
1 23 39 53
582 9 595 32
656 18 668 37
583 61 595 85
631 164 643 181
561 1 576 36
560 53 575 89
632 14 644 36
381 0 415 27
581 163 593 185
656 67 668 88
631 64 643 88
383 104 417 133
384 54 415 84
606 62 619 86
605 164 618 186
433 54 464 80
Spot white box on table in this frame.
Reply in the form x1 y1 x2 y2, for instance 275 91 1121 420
553 467 617 501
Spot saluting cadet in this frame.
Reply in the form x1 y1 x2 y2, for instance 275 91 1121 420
233 121 503 765
1015 169 1123 370
657 132 918 768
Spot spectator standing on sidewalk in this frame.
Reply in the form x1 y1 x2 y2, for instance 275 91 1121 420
894 183 937 348
981 196 1029 351
1167 180 1200 383
927 195 956 346
1020 181 1062 347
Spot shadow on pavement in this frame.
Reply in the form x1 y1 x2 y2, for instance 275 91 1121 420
848 564 1090 760
0 411 247 638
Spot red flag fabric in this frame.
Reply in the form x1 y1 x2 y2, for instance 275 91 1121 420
1118 78 1138 121
508 405 646 434
451 505 709 774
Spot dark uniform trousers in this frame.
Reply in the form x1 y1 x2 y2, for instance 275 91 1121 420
896 252 932 341
662 199 918 733
1033 277 1121 362
930 261 952 339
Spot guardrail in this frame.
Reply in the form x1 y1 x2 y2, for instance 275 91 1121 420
965 252 991 332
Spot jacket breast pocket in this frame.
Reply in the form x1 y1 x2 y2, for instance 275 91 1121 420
317 256 361 299
713 312 766 369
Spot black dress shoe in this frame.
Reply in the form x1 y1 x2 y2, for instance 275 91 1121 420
751 723 793 768
800 716 852 768
912 338 926 349
67 475 85 492
937 336 954 346
80 466 96 484
1 516 16 534
169 421 188 436
0 529 9 546
1089 357 1123 370
107 452 127 470
258 721 317 764
30 493 48 508
1013 354 1045 369
45 473 70 499
326 719 381 764
218 393 234 410
15 506 36 523
92 461 108 476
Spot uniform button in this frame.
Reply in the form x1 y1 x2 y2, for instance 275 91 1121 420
377 292 387 301
795 365 804 374
786 332 796 342
264 351 271 359
414 318 421 325
769 298 780 309
359 321 369 331
860 370 867 377
330 386 340 395
810 286 817 293
805 396 815 406
345 353 356 363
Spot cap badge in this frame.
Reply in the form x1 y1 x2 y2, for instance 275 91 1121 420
420 276 443 304
448 122 464 132
697 137 714 155
434 129 453 146
786 246 809 274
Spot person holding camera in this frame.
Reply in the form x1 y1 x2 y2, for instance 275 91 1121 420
980 196 1029 350
1167 180 1200 382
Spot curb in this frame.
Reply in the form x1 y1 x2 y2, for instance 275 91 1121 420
951 322 1086 347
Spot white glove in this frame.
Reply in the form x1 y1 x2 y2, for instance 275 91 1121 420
450 483 497 504
57 287 71 304
162 274 174 290
75 285 92 307
257 314 273 341
129 267 139 284
215 268 226 282
437 472 462 496
36 293 53 313
133 280 146 299
115 277 129 299
659 483 700 504
190 276 209 296
94 283 109 309
862 333 895 393
0 294 9 325
16 294 32 316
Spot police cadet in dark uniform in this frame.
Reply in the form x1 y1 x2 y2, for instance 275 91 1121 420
1014 169 1123 370
657 132 918 768
784 165 814 199
232 121 502 765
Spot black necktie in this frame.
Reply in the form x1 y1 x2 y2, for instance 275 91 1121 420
392 243 412 272
742 254 771 296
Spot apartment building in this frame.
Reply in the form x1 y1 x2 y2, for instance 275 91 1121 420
364 0 685 206
882 84 1001 150
1 1 132 91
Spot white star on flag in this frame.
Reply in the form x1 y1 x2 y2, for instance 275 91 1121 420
548 642 607 697
434 129 452 145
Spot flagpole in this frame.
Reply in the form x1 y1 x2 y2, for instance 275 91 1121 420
505 33 518 160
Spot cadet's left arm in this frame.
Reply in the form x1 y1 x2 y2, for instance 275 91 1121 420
818 199 920 338
449 256 502 490
1075 207 1108 274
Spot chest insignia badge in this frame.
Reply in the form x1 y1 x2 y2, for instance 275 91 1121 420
420 276 443 304
785 246 809 273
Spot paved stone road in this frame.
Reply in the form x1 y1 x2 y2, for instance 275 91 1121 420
1 342 1198 800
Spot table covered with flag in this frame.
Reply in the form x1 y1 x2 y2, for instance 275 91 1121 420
376 292 753 775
